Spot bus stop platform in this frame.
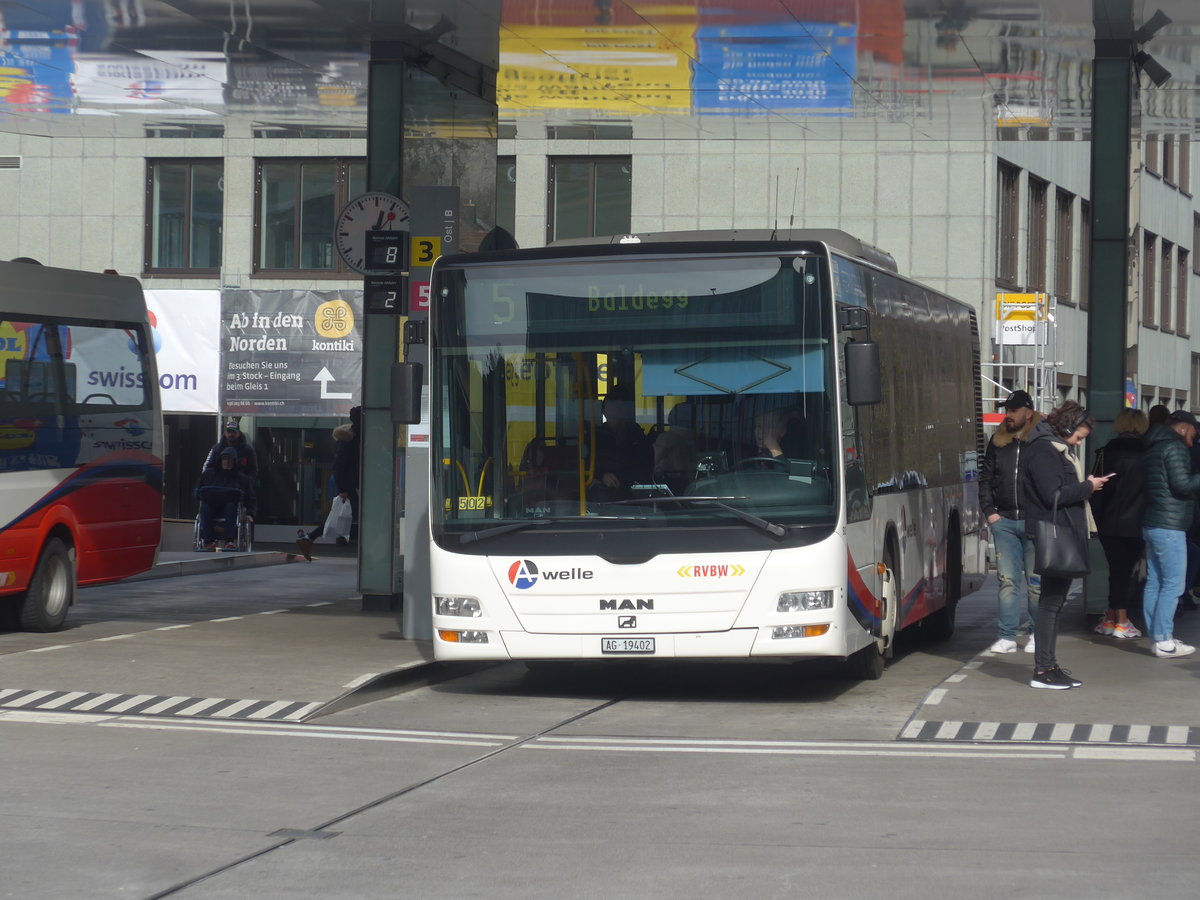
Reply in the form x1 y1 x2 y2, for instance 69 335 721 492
902 595 1200 749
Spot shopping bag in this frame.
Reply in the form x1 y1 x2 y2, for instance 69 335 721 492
1030 492 1090 578
317 495 352 543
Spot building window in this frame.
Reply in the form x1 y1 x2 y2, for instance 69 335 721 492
145 160 223 273
1146 134 1159 175
1164 135 1177 185
1160 240 1174 332
1179 250 1190 337
547 157 631 242
254 159 365 273
1143 230 1157 326
996 162 1019 286
1195 214 1200 275
1192 357 1200 412
1026 176 1048 291
1180 136 1191 194
496 156 516 236
1079 200 1091 309
1054 189 1073 303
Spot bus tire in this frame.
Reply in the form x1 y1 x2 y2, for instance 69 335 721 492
924 526 961 642
850 542 898 680
19 538 74 633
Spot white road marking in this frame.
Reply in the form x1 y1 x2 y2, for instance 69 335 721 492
74 692 121 711
343 673 378 690
1166 726 1190 744
1011 722 1038 741
1087 724 1113 742
1073 747 1195 762
1127 725 1152 743
95 634 134 642
925 688 947 705
210 616 244 623
155 624 192 631
945 673 968 683
26 644 70 653
39 691 89 710
106 694 157 713
1049 723 1075 742
973 722 1000 741
140 696 193 715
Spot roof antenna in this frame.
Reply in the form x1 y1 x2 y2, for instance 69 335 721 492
771 175 780 239
788 168 800 230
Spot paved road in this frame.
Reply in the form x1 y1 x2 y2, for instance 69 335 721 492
1 561 1197 897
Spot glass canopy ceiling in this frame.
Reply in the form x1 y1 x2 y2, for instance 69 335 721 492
0 0 1196 140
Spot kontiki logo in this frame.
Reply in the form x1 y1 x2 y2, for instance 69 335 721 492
508 559 539 590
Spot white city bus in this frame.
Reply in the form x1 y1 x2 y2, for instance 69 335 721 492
398 230 986 678
0 261 163 631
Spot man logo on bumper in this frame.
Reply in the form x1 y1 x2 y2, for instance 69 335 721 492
618 616 636 628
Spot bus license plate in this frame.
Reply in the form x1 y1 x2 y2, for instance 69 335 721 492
601 637 655 654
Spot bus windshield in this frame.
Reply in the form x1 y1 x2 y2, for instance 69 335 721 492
430 250 839 548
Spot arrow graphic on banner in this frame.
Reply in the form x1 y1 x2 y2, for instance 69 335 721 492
314 367 353 400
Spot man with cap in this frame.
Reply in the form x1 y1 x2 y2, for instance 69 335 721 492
980 389 1042 653
1140 409 1200 658
202 417 258 483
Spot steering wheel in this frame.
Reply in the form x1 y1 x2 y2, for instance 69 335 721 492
733 456 788 472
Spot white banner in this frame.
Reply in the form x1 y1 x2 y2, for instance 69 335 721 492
143 290 221 414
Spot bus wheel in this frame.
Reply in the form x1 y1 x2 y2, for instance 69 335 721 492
850 550 897 681
19 538 74 633
925 529 961 642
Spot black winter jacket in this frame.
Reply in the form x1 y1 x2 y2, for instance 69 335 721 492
202 434 258 482
1141 424 1200 532
197 465 257 518
1089 433 1146 538
979 413 1041 518
1020 421 1093 543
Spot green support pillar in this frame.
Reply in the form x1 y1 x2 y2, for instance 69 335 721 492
1085 0 1134 451
358 53 406 610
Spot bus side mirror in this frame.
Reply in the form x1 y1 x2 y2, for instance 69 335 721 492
845 341 881 406
391 362 423 424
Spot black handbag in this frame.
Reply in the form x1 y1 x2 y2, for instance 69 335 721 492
1031 490 1090 577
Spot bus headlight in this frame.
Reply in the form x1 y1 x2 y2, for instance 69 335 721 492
435 596 482 617
777 590 833 612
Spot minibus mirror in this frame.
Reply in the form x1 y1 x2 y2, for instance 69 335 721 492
845 341 881 406
391 362 423 424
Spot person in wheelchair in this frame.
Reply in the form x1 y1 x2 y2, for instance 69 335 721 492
198 447 256 550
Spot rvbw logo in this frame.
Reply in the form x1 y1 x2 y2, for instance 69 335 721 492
508 559 540 590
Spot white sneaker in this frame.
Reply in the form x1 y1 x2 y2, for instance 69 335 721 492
1153 640 1196 659
990 638 1018 653
1024 637 1036 654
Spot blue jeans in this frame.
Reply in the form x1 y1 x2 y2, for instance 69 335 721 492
200 499 239 544
1143 526 1185 642
992 516 1040 640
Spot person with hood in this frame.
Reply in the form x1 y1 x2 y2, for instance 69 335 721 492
296 407 361 560
1139 409 1200 659
197 446 256 550
980 389 1042 654
1089 407 1148 639
202 418 258 483
1020 402 1111 689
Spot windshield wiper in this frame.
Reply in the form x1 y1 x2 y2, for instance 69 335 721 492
607 495 787 539
459 514 648 545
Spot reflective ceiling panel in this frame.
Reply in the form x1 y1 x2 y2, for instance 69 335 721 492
0 1 1196 138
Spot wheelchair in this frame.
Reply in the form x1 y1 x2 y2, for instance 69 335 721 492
193 487 253 552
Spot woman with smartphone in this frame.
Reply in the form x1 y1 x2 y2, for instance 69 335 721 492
1020 402 1111 689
